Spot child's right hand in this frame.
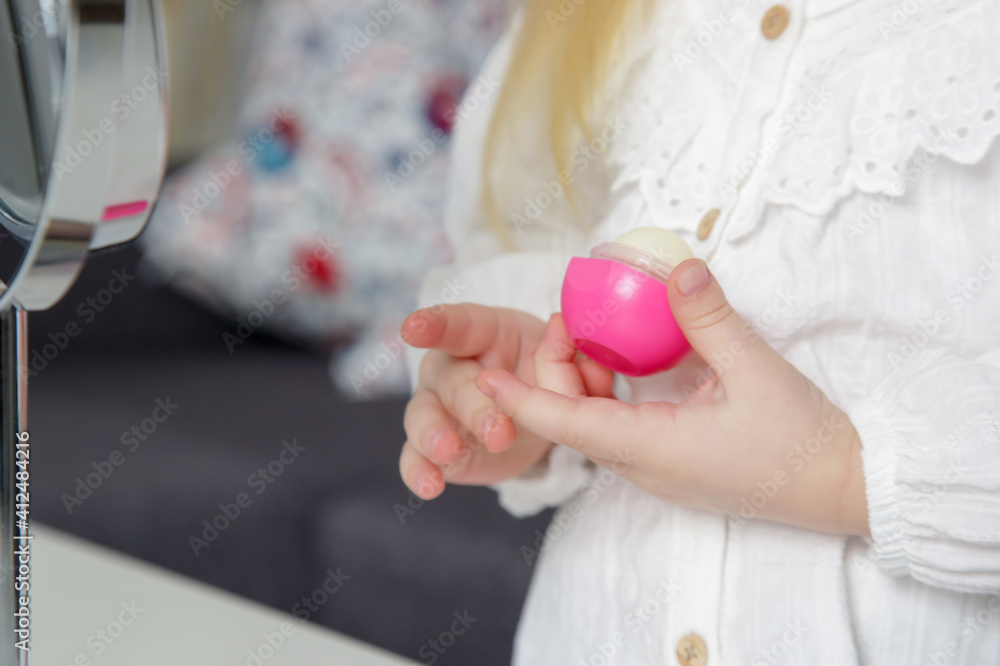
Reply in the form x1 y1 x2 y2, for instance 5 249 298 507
399 304 614 499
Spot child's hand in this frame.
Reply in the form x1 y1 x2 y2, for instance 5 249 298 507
475 259 871 536
399 304 614 499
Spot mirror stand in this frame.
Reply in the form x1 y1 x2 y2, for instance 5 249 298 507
0 0 168 661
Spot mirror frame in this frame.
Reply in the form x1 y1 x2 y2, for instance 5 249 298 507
0 0 167 312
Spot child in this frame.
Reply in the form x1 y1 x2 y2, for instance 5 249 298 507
402 1 1000 664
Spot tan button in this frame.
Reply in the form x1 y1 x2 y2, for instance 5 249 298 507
676 633 708 666
697 208 720 241
761 5 790 40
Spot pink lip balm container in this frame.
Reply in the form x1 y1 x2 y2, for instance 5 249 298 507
560 227 694 377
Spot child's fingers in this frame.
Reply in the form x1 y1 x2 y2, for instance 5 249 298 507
534 313 588 398
576 353 616 399
401 303 503 358
421 353 517 453
476 368 642 462
402 388 465 465
399 440 445 500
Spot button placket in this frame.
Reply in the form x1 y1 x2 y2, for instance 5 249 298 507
703 0 803 251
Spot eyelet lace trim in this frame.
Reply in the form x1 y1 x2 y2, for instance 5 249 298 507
756 1 1000 225
603 0 1000 241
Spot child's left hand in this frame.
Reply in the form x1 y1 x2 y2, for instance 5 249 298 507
475 259 871 536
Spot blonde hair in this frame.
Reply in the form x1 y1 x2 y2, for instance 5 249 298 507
481 0 646 249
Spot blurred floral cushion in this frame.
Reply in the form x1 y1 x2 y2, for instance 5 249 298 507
141 0 507 399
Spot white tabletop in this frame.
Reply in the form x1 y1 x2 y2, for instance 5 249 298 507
30 523 418 666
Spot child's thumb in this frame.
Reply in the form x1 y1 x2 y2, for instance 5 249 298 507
666 259 779 388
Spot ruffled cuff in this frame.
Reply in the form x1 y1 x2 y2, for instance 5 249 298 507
846 395 910 576
493 446 595 518
845 353 1000 595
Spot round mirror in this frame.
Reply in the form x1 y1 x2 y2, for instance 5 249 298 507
0 0 167 312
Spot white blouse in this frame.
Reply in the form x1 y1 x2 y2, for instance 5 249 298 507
406 0 1000 664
